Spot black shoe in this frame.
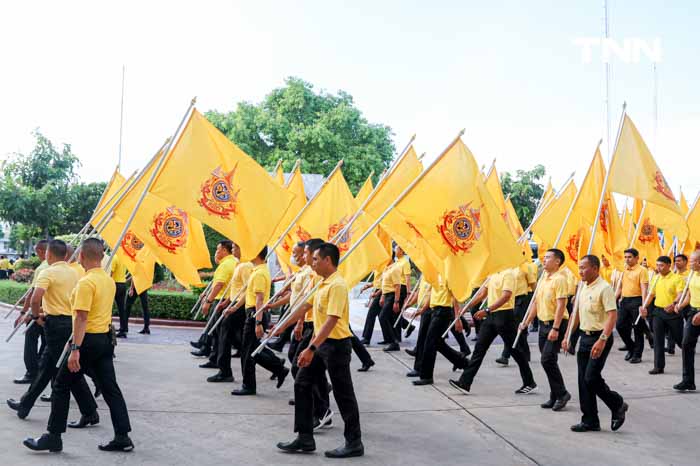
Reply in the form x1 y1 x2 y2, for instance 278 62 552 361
618 346 629 351
405 324 416 338
453 353 469 372
199 361 218 369
649 367 664 375
13 374 33 384
624 352 633 361
629 356 642 364
288 398 295 406
68 412 100 428
383 343 400 352
515 383 537 394
377 340 388 345
190 340 202 349
611 402 628 431
314 408 333 431
138 328 150 335
191 349 210 358
360 339 370 346
94 387 102 398
23 433 62 452
116 332 127 339
232 351 241 358
667 348 675 355
570 422 600 432
207 372 234 383
324 440 364 458
7 398 29 419
98 435 134 452
357 360 375 372
541 399 555 409
40 394 52 403
277 434 316 453
495 357 509 366
406 369 420 378
449 379 470 395
461 346 472 357
412 378 433 386
231 386 256 396
270 373 277 380
405 348 417 357
673 381 697 391
471 335 478 342
552 392 572 412
276 367 290 389
567 346 576 355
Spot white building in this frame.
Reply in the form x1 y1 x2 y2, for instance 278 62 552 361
0 222 18 258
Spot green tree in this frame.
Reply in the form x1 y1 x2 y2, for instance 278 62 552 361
62 182 107 233
205 77 395 193
501 165 546 229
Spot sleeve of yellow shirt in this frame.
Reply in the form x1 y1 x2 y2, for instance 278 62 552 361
34 269 51 291
72 279 95 312
401 259 411 277
390 266 402 287
502 271 515 293
640 271 649 285
252 272 265 295
326 283 348 318
554 275 568 299
526 264 537 284
601 285 617 312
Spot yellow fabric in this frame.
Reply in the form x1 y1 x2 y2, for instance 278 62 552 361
371 268 383 289
578 277 617 331
531 181 577 252
689 273 700 308
381 261 402 294
0 259 10 270
274 164 285 186
560 266 578 296
31 260 49 287
416 277 432 308
621 207 634 243
288 168 389 288
245 263 271 308
34 262 78 316
110 254 127 283
71 267 116 334
629 206 663 264
393 139 525 301
608 114 684 216
535 270 569 321
505 197 525 240
355 175 373 203
212 255 238 299
397 256 411 286
650 272 684 308
100 216 157 294
537 178 554 215
513 263 534 297
70 262 86 279
229 262 253 302
148 109 295 262
680 192 690 216
288 265 314 322
487 269 516 312
683 195 700 255
91 169 128 227
272 165 307 274
429 276 453 307
644 201 689 244
526 261 538 292
312 271 352 339
600 266 613 284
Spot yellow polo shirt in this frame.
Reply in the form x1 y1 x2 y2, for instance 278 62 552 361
429 276 453 308
31 260 49 287
397 256 411 286
689 273 700 308
34 261 79 317
578 276 617 332
526 261 538 293
416 277 433 308
110 255 127 284
71 267 116 333
290 265 314 323
70 262 86 279
650 272 684 308
371 268 383 289
513 263 535 297
560 267 578 296
535 270 569 322
487 269 516 312
600 266 613 284
212 255 238 299
381 261 402 294
0 258 9 270
311 271 352 340
229 262 253 302
245 263 271 309
621 264 648 298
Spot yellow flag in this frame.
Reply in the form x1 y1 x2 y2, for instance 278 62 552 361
355 175 374 203
608 114 682 214
683 195 700 253
272 165 307 273
644 201 689 245
597 191 628 269
149 109 295 261
536 177 554 215
630 203 663 263
531 180 577 252
680 191 690 216
291 168 390 287
274 163 285 186
394 138 525 301
91 170 128 226
352 172 392 269
485 164 523 239
505 197 524 239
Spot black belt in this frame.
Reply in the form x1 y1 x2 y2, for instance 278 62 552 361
581 330 603 336
45 314 72 320
540 320 554 326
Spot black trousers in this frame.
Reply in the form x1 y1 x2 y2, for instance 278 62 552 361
419 307 465 379
294 338 361 443
216 309 246 376
682 308 700 385
616 296 646 357
567 297 581 351
378 289 408 344
413 309 433 372
240 309 284 391
458 309 535 388
124 290 150 331
350 327 373 366
502 294 531 360
576 332 624 427
48 332 131 435
19 316 96 418
361 293 382 343
23 320 46 377
651 306 683 370
290 322 329 419
538 319 568 400
115 283 127 332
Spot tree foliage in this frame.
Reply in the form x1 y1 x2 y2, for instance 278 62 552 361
205 77 395 193
501 164 546 229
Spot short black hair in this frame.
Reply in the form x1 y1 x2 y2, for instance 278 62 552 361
674 254 688 262
295 241 306 248
547 248 565 266
317 243 340 267
35 239 49 250
218 240 233 254
656 255 672 265
624 248 639 258
581 254 600 269
305 238 325 252
81 238 105 260
257 246 268 260
48 240 67 260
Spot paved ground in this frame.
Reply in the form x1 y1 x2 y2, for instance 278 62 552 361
0 301 698 466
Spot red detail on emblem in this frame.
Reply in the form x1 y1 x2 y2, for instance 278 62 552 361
121 230 144 261
198 164 240 219
437 202 482 255
638 218 658 244
599 204 609 234
294 226 312 243
652 170 675 202
151 206 189 254
566 233 580 262
327 216 353 254
406 221 424 239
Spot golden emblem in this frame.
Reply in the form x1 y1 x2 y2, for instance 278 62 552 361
294 226 312 244
198 164 240 219
638 218 658 244
437 202 482 254
327 216 353 254
565 233 580 262
151 206 189 254
652 170 675 202
121 230 145 261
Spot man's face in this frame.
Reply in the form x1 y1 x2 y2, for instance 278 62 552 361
601 256 610 268
214 244 226 264
304 247 314 270
292 245 304 265
232 244 241 260
624 253 638 267
35 246 46 260
656 261 671 275
542 252 559 272
312 250 328 275
578 258 597 283
675 256 688 271
690 253 700 271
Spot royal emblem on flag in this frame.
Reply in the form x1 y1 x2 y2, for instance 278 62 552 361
599 203 610 233
652 170 675 202
565 233 580 262
638 218 658 244
437 203 482 254
294 226 312 243
328 216 353 253
151 206 189 253
121 230 145 261
198 165 240 219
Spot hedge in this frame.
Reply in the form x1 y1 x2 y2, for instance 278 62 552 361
0 280 203 321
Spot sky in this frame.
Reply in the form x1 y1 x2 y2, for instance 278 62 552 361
1 0 698 205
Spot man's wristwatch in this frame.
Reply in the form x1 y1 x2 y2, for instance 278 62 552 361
599 333 609 341
255 320 263 326
552 327 560 332
309 344 317 352
70 343 81 351
483 307 491 314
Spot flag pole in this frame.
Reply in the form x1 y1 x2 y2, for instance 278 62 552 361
485 158 496 179
394 273 422 328
629 202 647 249
283 159 302 188
533 176 552 215
518 172 576 244
272 159 283 177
